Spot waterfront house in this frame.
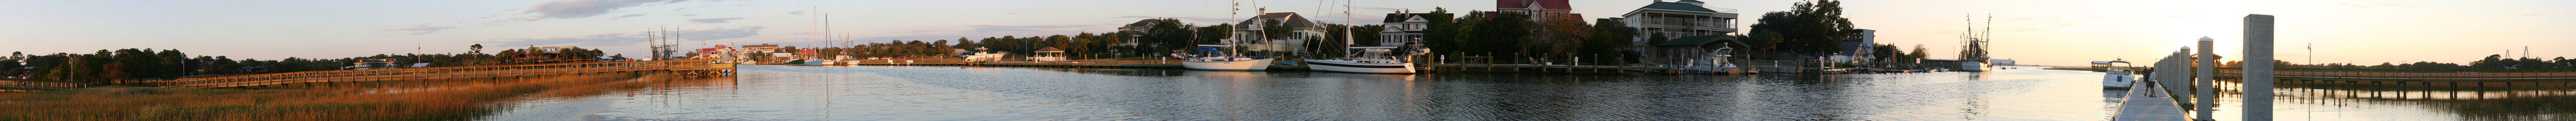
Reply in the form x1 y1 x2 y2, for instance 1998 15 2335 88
1233 11 1325 52
1120 19 1157 33
1617 0 1739 49
1831 29 1876 64
1491 0 1580 22
1378 13 1445 47
742 44 777 62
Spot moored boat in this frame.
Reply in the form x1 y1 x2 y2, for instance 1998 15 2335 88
1176 45 1273 71
2101 59 2137 89
1309 47 1422 74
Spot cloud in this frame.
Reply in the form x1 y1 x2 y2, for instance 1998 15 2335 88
787 10 804 15
2014 28 2043 31
514 0 699 21
611 14 647 19
385 24 456 35
2086 16 2108 19
2520 13 2544 16
676 26 765 41
690 18 745 23
965 25 1096 33
2167 15 2185 18
480 25 764 47
484 33 641 47
2011 18 2035 21
2336 2 2451 9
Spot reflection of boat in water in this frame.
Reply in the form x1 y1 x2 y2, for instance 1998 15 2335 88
2099 59 2135 89
1174 45 1273 71
1309 47 1422 74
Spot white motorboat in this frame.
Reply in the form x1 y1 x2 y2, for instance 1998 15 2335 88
1310 47 1423 74
961 47 1008 62
1176 45 1273 71
2101 59 2137 89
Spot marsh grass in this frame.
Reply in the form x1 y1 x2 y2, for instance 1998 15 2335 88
0 73 694 120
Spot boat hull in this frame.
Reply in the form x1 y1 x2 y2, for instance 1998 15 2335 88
1957 61 1991 72
2103 71 2136 89
1182 59 1274 71
1308 59 1415 74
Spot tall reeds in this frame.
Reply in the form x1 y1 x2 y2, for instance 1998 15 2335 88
0 73 683 120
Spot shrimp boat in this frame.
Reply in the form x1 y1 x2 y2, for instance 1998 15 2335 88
1174 45 1273 71
2100 59 2137 89
1309 47 1424 74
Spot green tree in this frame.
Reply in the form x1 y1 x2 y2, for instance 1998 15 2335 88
1748 0 1857 57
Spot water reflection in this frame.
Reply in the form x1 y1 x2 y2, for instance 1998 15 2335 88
478 65 2561 120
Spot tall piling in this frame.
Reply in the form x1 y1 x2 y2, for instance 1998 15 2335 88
2241 14 2277 120
2195 37 2216 120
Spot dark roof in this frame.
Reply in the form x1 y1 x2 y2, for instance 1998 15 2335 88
1657 35 1736 46
1237 12 1317 29
1496 0 1571 10
1125 19 1158 27
1641 2 1717 13
1383 13 1416 23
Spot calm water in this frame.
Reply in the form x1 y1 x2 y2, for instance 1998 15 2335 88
481 65 2571 120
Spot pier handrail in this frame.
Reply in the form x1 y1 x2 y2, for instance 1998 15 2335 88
2212 67 2576 80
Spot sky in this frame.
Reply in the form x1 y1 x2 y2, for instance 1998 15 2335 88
1 0 2570 66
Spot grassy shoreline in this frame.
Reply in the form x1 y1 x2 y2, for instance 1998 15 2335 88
0 72 694 120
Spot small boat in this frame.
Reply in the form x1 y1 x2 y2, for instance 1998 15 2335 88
1309 47 1423 74
2102 59 2137 89
1174 45 1273 71
961 47 1008 62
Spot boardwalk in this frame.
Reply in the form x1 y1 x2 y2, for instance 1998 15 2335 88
0 79 85 91
137 59 736 89
2113 82 2189 121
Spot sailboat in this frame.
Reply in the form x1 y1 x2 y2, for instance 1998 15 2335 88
1176 0 1276 71
1177 45 1275 71
1308 1 1421 74
1310 47 1421 73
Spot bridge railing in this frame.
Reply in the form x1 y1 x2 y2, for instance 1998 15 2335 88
144 59 732 88
2215 68 2576 79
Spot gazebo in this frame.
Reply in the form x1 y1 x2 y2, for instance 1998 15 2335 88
1033 47 1067 61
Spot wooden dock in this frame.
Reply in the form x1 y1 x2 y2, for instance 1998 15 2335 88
2112 82 2191 121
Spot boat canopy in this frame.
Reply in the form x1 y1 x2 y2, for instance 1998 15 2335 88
1197 47 1230 56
